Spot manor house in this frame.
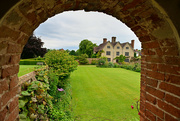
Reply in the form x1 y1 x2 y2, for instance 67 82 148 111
94 37 134 63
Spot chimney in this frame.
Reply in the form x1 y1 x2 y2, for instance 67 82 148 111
103 38 107 43
131 40 135 48
112 37 116 43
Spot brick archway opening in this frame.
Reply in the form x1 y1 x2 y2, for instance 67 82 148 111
0 0 179 121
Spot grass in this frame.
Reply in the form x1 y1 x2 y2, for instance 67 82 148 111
70 65 140 121
18 65 40 77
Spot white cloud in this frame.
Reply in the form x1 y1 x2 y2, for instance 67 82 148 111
34 10 141 50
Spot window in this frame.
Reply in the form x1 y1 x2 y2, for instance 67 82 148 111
106 51 111 55
116 52 120 56
125 52 129 56
125 59 129 62
107 58 111 62
126 47 129 49
107 46 110 48
117 46 120 49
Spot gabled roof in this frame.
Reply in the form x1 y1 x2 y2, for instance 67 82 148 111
94 41 133 52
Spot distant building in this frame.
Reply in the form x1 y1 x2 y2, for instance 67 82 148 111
134 49 142 57
93 37 135 62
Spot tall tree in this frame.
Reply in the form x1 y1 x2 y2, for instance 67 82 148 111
79 39 97 57
21 34 47 59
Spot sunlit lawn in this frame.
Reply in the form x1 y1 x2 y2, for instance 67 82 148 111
18 65 40 77
70 65 140 121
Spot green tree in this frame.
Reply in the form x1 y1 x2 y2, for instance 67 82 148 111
114 55 127 64
78 54 89 65
69 50 76 55
79 39 97 57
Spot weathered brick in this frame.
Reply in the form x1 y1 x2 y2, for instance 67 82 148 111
0 79 9 94
146 93 156 105
139 35 152 43
158 64 180 75
142 41 160 49
165 56 180 66
1 86 19 107
10 75 18 90
146 86 165 99
0 25 20 40
165 74 180 85
159 82 180 96
146 70 165 81
145 102 164 119
143 49 156 55
145 56 164 63
0 41 8 54
17 34 29 45
122 0 144 11
161 46 179 56
165 94 180 108
158 100 180 118
146 78 158 87
2 65 19 78
145 110 156 121
146 63 158 71
7 44 22 53
165 113 179 121
0 55 11 66
6 106 19 121
0 106 8 121
9 97 19 113
10 55 21 64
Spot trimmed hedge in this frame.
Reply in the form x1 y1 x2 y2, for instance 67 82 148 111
19 60 45 65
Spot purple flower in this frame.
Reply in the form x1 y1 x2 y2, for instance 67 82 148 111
58 88 64 91
131 105 134 109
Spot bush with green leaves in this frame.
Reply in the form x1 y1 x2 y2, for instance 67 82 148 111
78 54 89 65
19 67 53 121
44 50 78 81
96 56 107 67
91 60 98 65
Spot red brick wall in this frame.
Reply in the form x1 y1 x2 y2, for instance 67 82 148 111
0 0 179 121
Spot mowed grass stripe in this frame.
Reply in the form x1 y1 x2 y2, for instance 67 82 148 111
71 66 140 120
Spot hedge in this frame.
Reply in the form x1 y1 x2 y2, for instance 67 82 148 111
19 60 45 65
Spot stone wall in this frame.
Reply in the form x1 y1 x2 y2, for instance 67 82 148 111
0 0 179 121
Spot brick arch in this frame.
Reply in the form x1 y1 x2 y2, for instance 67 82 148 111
0 0 179 121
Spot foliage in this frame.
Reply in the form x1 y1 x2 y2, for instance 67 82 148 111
91 60 98 65
120 63 141 72
19 67 52 121
79 39 97 57
114 54 127 64
131 98 140 115
78 54 89 65
96 56 107 67
44 50 78 82
108 62 114 68
91 50 104 58
69 50 76 56
19 60 45 65
21 34 47 59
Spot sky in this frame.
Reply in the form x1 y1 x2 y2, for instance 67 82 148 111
34 10 141 50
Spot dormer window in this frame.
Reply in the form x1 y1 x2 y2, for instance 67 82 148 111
126 47 129 49
117 46 120 49
107 46 110 48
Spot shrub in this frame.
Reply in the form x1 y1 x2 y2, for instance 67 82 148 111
114 63 120 68
44 50 78 81
78 54 89 65
108 62 114 68
19 60 45 65
91 60 98 65
97 56 107 67
19 68 52 121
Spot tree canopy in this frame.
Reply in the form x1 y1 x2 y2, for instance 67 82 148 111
21 34 47 59
79 39 97 58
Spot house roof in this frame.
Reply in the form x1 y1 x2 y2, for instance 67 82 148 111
94 41 133 52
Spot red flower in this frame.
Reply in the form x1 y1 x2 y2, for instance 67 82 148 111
138 112 140 115
131 105 134 109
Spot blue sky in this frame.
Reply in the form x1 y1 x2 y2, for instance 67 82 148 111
34 10 141 50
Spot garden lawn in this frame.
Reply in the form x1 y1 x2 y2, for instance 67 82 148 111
18 65 40 77
70 65 140 121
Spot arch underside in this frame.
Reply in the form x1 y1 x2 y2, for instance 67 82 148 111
0 0 179 121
